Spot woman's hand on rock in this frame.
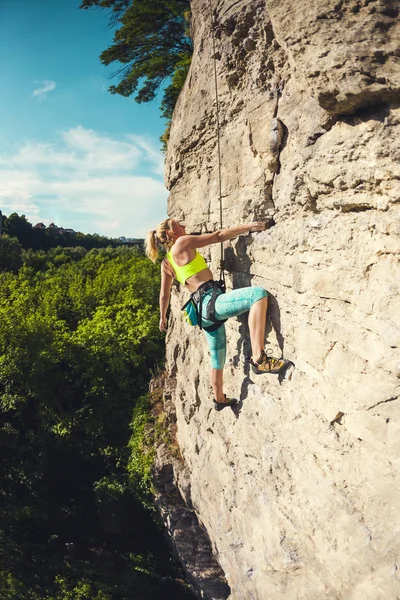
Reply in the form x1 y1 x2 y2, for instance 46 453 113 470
248 222 266 232
159 317 168 332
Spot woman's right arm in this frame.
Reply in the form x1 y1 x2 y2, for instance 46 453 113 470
177 222 266 250
159 260 173 332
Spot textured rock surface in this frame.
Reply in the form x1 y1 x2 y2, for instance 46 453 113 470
155 1 400 598
152 376 231 600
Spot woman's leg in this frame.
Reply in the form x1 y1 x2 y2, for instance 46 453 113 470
211 287 268 360
209 286 287 373
203 325 232 405
210 368 224 403
248 295 268 362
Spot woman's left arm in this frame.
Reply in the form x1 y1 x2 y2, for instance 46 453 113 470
159 260 173 332
176 222 266 251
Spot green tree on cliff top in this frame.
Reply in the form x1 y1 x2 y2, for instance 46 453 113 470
80 0 192 121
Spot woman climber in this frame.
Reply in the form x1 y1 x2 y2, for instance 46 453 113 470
145 219 288 411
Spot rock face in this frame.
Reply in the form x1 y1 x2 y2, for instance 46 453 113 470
156 1 400 599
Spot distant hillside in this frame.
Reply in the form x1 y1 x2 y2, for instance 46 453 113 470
0 211 143 251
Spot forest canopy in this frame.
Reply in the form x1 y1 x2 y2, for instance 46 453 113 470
0 212 122 253
0 244 194 599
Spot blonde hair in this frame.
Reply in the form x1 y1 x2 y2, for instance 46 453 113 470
145 218 173 263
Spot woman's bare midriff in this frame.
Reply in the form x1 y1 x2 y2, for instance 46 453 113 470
186 268 214 293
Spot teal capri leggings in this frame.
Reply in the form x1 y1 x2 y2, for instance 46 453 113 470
201 286 267 370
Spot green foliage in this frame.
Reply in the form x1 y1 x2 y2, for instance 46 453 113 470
0 234 23 272
79 0 193 146
53 577 113 600
2 213 33 247
0 247 194 600
1 212 116 252
127 395 156 507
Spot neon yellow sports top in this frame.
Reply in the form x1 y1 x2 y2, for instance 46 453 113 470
166 250 208 285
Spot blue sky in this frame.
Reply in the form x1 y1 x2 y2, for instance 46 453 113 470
0 0 168 238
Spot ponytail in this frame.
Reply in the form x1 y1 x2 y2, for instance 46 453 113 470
145 230 159 263
145 218 173 262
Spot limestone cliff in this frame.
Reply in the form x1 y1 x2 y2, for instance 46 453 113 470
155 1 400 598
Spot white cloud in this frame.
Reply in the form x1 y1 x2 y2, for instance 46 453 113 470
3 127 141 172
127 134 165 175
32 80 56 101
0 127 168 237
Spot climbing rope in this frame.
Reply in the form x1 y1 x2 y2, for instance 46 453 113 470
208 0 225 287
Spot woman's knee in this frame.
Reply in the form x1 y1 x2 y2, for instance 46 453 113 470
251 287 268 304
210 350 226 370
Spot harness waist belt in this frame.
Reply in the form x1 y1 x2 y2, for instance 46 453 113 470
192 280 215 303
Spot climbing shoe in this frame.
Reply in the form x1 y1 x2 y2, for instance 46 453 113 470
250 350 289 375
213 396 237 411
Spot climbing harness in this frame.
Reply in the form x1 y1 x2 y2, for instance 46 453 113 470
181 279 227 332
